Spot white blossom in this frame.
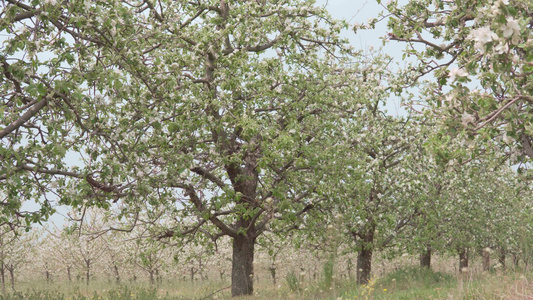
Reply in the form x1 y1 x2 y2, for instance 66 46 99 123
461 112 475 126
449 67 468 81
501 17 520 38
469 27 498 52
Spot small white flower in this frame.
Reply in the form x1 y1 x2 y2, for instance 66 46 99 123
503 133 514 143
494 42 509 54
490 3 501 15
501 17 520 38
461 112 475 126
449 67 468 81
469 27 498 52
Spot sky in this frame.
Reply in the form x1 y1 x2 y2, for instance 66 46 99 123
21 0 406 228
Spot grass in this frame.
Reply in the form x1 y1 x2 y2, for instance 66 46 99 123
4 267 533 299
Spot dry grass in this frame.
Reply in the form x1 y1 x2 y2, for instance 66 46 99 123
8 256 533 299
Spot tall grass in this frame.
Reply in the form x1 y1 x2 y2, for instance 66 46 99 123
4 265 533 299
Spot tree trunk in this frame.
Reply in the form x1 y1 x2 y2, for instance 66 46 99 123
458 248 469 272
85 259 90 286
269 266 276 285
231 234 255 297
513 253 519 267
156 268 162 283
347 258 353 279
499 249 506 269
149 270 154 285
420 247 431 269
356 228 375 285
482 248 490 271
114 264 120 284
190 267 195 282
7 267 14 291
1 263 5 295
67 265 72 282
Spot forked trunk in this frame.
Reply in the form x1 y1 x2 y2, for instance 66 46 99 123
356 228 375 285
420 247 431 269
231 234 255 296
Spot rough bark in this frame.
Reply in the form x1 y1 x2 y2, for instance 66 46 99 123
356 228 375 285
420 247 431 269
231 233 255 296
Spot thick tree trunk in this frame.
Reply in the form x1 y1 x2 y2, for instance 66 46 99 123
356 228 375 285
458 248 469 272
149 270 154 285
231 234 255 296
420 247 431 269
